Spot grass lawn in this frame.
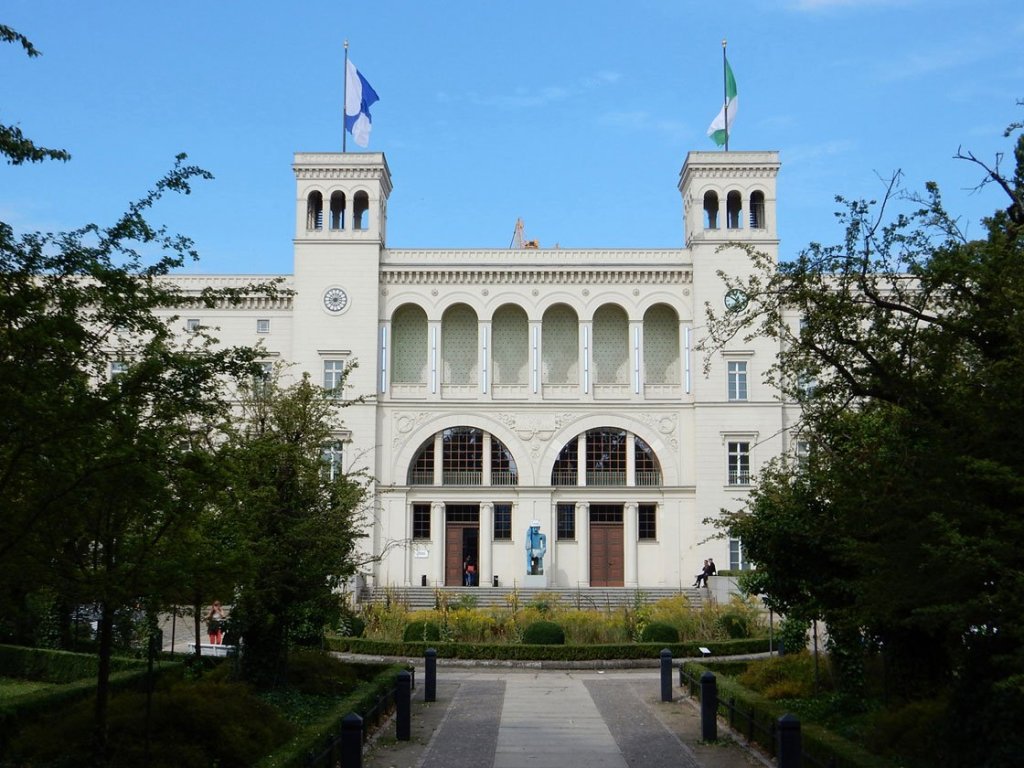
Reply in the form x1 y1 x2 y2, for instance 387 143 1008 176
0 676 57 700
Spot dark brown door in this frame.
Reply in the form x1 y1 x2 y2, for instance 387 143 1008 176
444 504 480 586
445 524 466 586
590 522 624 586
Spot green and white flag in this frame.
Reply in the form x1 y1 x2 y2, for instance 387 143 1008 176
707 58 738 147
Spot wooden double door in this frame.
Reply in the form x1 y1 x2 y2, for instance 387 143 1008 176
444 504 479 586
589 504 624 587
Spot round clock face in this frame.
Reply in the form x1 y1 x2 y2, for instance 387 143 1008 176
323 287 349 313
724 288 749 312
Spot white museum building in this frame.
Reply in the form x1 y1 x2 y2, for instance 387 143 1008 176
159 148 798 592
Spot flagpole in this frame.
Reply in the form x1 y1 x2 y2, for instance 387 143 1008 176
342 39 349 153
721 39 728 152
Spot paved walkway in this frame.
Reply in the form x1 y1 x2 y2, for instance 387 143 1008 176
364 666 769 768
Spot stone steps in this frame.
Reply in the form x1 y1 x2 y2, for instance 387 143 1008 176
362 586 707 610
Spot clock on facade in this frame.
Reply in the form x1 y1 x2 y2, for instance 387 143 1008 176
724 288 749 312
323 287 349 313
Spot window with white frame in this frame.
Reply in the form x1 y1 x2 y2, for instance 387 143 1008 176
638 504 657 540
727 441 751 485
110 361 128 379
729 538 751 571
323 359 345 396
256 318 271 334
412 503 431 539
493 503 512 540
727 360 748 401
796 440 811 470
320 441 344 481
557 502 576 540
186 318 200 332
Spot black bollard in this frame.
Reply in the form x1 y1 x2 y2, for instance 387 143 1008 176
340 712 363 768
700 671 718 742
660 649 673 702
396 670 412 741
777 714 801 768
425 647 437 702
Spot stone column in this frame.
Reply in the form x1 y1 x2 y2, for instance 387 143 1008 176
482 431 492 487
577 501 590 587
624 502 638 588
479 501 493 587
431 501 445 586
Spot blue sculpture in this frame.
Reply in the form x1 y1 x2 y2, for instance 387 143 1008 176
525 520 547 576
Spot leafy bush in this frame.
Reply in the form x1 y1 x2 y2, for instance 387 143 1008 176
640 621 679 644
778 615 810 655
402 620 441 642
522 620 565 645
717 609 753 639
738 653 832 698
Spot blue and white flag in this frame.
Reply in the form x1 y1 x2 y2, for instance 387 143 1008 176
345 59 379 148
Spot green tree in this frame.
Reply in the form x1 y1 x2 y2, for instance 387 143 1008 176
707 118 1024 763
222 371 366 687
1 25 70 164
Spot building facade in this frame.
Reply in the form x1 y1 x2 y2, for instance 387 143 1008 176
161 149 796 592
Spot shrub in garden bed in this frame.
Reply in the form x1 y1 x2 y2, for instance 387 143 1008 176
640 621 679 644
522 621 565 645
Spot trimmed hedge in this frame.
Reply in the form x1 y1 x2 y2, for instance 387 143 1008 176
0 643 143 683
257 663 409 768
326 636 770 660
681 661 894 768
640 622 679 644
402 620 441 642
522 621 565 645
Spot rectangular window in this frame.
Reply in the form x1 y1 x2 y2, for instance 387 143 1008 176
557 502 576 540
728 441 750 485
493 503 512 540
412 503 431 539
727 360 748 401
110 361 128 379
796 440 811 471
638 504 657 540
323 359 345 396
256 318 271 334
729 538 751 571
186 318 200 332
320 441 343 481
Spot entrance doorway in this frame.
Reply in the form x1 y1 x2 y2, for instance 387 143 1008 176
589 504 624 587
444 504 480 586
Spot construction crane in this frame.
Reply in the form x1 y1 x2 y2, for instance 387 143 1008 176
509 218 539 249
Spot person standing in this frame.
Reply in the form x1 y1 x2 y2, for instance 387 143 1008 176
205 601 227 645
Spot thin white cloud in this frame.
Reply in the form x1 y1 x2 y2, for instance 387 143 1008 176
439 70 623 110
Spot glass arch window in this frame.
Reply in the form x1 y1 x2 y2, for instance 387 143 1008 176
407 428 518 486
306 191 324 230
749 190 766 229
550 429 662 487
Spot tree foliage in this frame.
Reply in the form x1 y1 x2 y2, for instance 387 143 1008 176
222 371 367 687
706 116 1024 763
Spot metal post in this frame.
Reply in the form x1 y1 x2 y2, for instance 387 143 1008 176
396 670 412 741
340 713 363 768
700 671 718 742
660 649 673 702
425 647 437 702
777 714 801 768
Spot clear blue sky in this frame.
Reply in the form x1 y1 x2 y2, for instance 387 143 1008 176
2 1 1022 274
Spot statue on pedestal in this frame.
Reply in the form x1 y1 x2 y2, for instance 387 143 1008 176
525 520 547 576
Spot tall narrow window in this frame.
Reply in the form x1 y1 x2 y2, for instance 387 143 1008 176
557 502 576 540
323 360 345 396
412 504 431 539
638 504 657 540
726 191 743 229
408 440 434 485
727 361 748 401
729 538 749 570
320 441 343 481
491 441 518 486
353 191 370 230
443 427 483 486
703 191 719 230
728 441 750 485
749 190 765 229
493 503 512 540
329 191 346 230
307 191 324 230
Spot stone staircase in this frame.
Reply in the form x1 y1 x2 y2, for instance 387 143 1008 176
360 586 707 610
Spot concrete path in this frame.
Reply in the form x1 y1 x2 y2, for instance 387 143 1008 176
364 666 768 768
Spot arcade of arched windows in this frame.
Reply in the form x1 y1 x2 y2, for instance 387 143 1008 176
385 301 685 400
305 188 372 231
702 188 767 231
405 426 662 490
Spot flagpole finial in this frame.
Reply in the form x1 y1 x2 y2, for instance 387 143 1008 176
722 39 727 48
344 39 349 50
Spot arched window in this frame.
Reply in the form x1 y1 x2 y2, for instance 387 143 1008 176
542 304 578 386
306 191 324 231
726 191 743 229
643 304 680 385
593 304 628 385
353 191 370 230
391 304 428 385
550 429 662 487
442 304 478 386
407 428 518 486
749 190 765 229
703 191 719 230
330 191 346 230
492 304 528 385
